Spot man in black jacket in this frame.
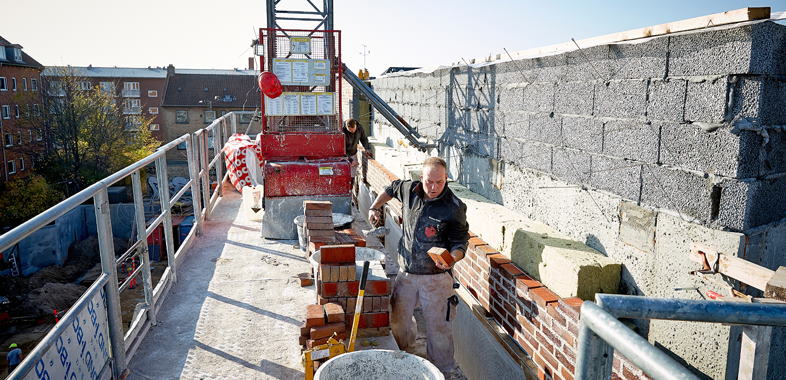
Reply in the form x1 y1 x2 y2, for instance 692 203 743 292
368 156 469 380
343 118 371 162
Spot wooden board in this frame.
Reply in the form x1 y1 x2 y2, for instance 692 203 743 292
690 243 775 291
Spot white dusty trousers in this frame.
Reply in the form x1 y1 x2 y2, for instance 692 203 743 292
391 271 457 373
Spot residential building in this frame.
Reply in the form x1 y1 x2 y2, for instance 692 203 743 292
42 66 168 140
0 36 45 183
161 65 260 175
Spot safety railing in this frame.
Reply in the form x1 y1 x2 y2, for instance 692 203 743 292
1 112 239 379
576 294 786 380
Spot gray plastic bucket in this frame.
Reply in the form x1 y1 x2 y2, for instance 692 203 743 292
314 349 444 380
294 215 307 251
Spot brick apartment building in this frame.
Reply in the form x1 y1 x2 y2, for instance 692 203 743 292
42 66 169 141
162 66 260 175
0 36 45 183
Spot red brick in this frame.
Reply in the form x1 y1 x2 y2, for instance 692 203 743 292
305 215 333 224
554 349 575 374
346 298 357 313
306 222 334 230
305 304 326 328
613 355 622 371
298 272 314 287
365 280 391 296
499 263 525 280
539 346 560 371
487 254 511 268
468 231 478 238
515 332 537 356
308 229 335 238
310 321 346 340
537 368 546 380
476 244 499 255
320 282 338 297
547 304 567 326
324 303 345 323
561 366 575 380
305 208 332 217
300 323 310 337
359 312 390 328
531 287 560 308
427 247 455 267
622 366 642 380
309 235 338 243
552 322 576 347
468 237 487 249
304 201 332 210
306 332 348 348
516 275 544 293
320 244 356 264
558 297 584 320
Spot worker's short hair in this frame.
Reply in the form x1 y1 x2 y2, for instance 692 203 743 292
346 118 359 128
423 156 448 171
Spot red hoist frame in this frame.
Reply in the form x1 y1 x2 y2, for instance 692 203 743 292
257 28 351 239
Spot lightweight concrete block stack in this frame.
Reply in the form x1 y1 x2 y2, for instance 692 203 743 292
315 244 391 336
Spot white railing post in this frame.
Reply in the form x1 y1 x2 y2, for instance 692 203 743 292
94 188 126 377
131 170 156 325
155 157 177 283
215 124 224 198
186 134 203 234
200 132 211 219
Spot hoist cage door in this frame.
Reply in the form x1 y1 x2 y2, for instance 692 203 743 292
258 28 343 134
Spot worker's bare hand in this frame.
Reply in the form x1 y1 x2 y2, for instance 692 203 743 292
368 209 382 227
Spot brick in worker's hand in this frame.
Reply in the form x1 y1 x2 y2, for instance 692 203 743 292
428 247 454 268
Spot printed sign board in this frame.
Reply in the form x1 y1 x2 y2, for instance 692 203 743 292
289 37 311 55
265 92 334 116
272 58 331 86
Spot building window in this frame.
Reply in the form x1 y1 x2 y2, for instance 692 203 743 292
99 81 115 94
79 81 92 91
49 81 65 96
148 107 159 115
11 78 16 91
29 130 33 143
122 82 140 97
176 110 188 123
31 79 38 91
177 141 187 150
14 105 20 118
7 160 16 175
204 110 216 123
12 48 22 62
123 99 141 114
22 78 27 91
149 123 160 131
0 77 6 91
32 104 40 116
4 133 12 146
36 130 43 141
124 116 142 131
0 48 5 61
19 158 25 171
147 89 158 98
2 105 10 119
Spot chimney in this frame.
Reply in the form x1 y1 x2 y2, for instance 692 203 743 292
248 57 255 71
166 64 175 77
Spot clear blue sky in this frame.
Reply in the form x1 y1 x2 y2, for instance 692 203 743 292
2 1 782 76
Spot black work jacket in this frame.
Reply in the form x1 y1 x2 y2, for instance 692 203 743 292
342 126 370 157
385 180 469 274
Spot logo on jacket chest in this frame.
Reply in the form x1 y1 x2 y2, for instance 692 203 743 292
424 225 438 238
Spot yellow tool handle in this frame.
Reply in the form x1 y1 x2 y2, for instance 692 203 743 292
348 261 370 352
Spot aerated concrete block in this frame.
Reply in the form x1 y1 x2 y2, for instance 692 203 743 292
659 123 762 178
646 79 686 122
668 25 755 76
499 137 552 173
602 119 660 163
554 81 595 116
590 155 642 202
761 130 786 176
607 37 668 80
509 229 621 300
561 116 603 152
521 82 555 113
552 147 591 185
499 111 529 140
563 45 611 82
640 165 711 222
527 113 562 145
717 176 786 231
684 77 729 124
749 21 786 76
593 80 648 119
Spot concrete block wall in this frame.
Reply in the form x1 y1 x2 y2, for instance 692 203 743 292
368 20 786 380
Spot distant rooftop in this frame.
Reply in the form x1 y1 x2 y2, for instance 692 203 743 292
42 66 259 79
0 35 44 69
176 68 258 76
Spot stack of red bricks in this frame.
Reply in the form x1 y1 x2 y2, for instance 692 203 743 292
304 201 337 254
316 244 391 336
300 303 347 349
358 158 649 380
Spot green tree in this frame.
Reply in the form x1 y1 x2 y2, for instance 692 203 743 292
0 175 63 228
16 68 159 195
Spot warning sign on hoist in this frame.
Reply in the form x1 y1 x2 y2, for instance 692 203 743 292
289 37 311 55
265 92 334 116
272 58 330 86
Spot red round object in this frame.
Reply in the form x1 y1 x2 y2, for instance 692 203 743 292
259 72 283 99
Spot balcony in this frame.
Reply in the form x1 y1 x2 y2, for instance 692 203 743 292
122 89 141 97
123 106 142 115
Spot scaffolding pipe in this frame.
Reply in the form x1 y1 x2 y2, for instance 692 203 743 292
342 63 436 151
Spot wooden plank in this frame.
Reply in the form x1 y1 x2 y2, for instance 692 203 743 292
496 7 771 64
738 325 773 380
690 244 774 291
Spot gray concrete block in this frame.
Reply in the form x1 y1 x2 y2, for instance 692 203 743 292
496 86 523 112
668 25 755 76
562 45 611 82
727 76 763 122
758 78 786 125
499 137 552 173
594 80 647 119
590 155 642 202
607 37 669 80
659 123 762 178
646 79 686 122
602 119 660 163
554 81 595 115
750 21 786 76
515 55 565 83
521 82 555 113
640 165 711 221
717 176 786 231
561 116 603 152
761 130 786 176
527 113 562 145
552 147 591 184
499 111 529 140
684 77 729 123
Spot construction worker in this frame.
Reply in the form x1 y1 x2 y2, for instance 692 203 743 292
342 118 372 176
7 343 21 373
368 156 469 380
